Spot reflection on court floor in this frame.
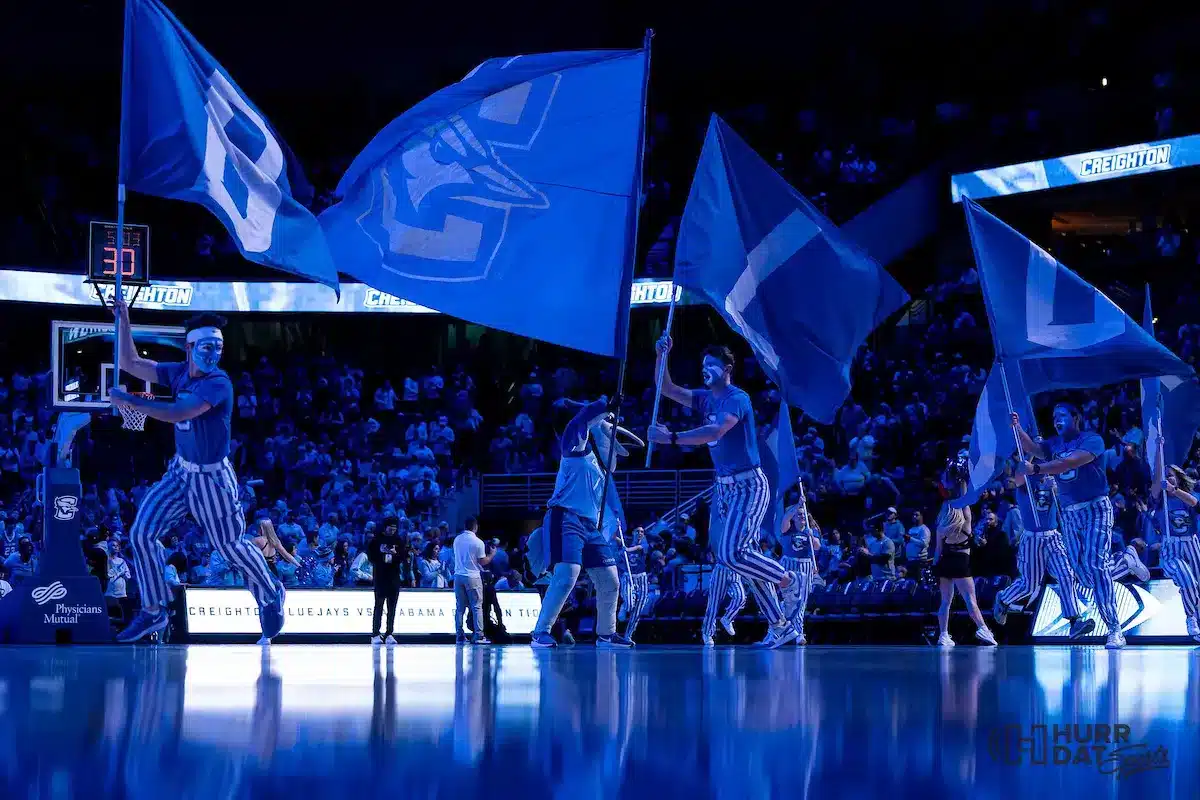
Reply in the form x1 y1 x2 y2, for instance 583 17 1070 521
0 644 1196 798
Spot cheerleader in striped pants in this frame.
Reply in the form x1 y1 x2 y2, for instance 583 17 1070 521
1150 440 1200 643
701 563 747 646
617 527 650 644
993 469 1096 639
780 500 821 645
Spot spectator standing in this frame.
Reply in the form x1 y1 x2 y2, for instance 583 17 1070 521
862 525 896 580
106 541 134 619
905 512 931 564
368 516 405 644
883 507 905 544
452 517 494 645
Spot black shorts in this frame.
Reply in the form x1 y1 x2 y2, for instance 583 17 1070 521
933 551 971 579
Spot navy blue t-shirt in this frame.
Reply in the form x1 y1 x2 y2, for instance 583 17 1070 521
1015 474 1058 533
1161 495 1198 538
624 546 647 575
691 386 760 476
156 363 234 465
783 528 816 560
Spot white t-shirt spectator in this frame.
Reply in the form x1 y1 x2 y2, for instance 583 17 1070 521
107 556 132 598
403 378 419 402
453 531 486 577
905 524 931 561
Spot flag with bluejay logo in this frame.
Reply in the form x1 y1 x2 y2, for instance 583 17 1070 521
1141 286 1200 468
119 0 339 293
674 115 909 424
321 49 648 356
963 198 1190 388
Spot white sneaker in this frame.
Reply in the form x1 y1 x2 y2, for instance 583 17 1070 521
975 626 998 646
796 633 807 646
371 635 383 645
1106 628 1126 649
780 572 802 618
1188 617 1200 643
937 632 955 647
384 635 397 645
719 618 736 637
1123 548 1151 582
701 635 715 647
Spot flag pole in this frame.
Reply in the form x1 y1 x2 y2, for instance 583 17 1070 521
112 0 134 414
1146 285 1171 544
964 200 1043 529
644 291 677 467
995 361 1044 530
597 29 654 581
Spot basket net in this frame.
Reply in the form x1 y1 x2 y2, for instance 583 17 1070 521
118 392 154 432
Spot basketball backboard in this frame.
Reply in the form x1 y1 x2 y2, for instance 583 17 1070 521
51 320 187 410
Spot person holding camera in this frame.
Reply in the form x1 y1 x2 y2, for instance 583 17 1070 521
368 516 407 645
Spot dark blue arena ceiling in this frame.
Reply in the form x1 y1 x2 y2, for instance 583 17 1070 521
10 0 1198 122
6 0 1200 285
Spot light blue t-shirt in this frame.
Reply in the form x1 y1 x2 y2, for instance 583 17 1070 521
156 363 234 465
1044 431 1107 506
548 399 608 525
1016 474 1058 533
1162 495 1198 538
692 387 760 477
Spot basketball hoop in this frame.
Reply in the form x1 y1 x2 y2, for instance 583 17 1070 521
117 392 154 432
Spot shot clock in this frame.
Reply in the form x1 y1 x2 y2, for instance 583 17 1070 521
87 221 151 286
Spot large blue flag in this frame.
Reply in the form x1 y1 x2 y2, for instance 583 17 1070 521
758 400 799 539
674 115 909 424
961 360 1030 505
1141 286 1200 468
963 198 1189 388
119 0 339 293
320 49 647 356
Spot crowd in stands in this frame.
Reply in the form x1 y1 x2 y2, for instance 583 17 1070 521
3 57 1199 625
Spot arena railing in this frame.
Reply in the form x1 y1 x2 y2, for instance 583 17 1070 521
480 469 715 514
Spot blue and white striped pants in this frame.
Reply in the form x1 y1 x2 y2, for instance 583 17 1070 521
1161 535 1200 622
620 571 650 640
702 564 748 637
996 530 1082 618
128 457 280 611
711 469 785 625
1061 496 1118 627
781 557 817 631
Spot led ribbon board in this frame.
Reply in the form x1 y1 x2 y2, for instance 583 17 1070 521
951 133 1200 203
0 270 683 314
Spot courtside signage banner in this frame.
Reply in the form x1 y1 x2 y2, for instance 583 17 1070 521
950 133 1200 202
183 587 543 636
0 269 683 314
1031 579 1192 642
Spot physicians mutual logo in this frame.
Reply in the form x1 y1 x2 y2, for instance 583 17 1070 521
53 496 79 521
356 61 558 282
1078 144 1171 178
987 723 1169 780
32 581 69 606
